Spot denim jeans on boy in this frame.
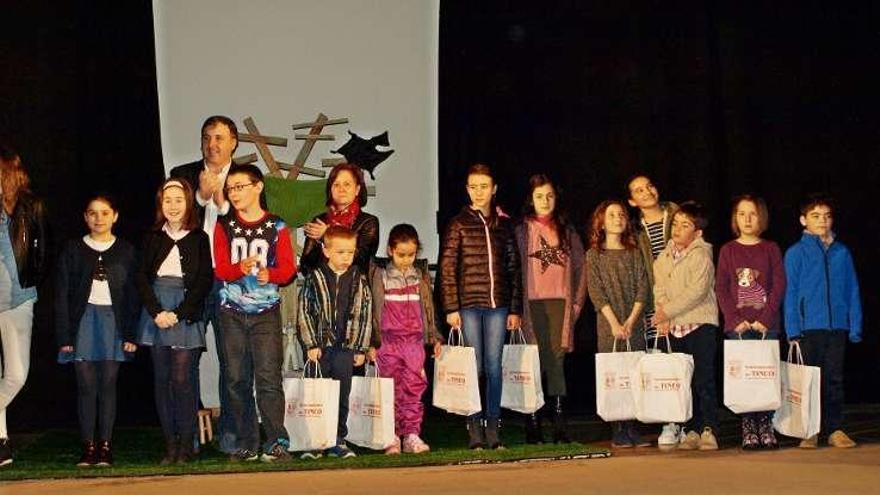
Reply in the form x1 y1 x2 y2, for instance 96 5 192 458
669 324 719 434
204 279 248 453
318 345 354 445
460 307 508 420
799 330 847 433
219 307 287 453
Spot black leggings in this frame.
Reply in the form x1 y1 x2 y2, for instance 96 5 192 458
151 347 199 443
75 360 121 442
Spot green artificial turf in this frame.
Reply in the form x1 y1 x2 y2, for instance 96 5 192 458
0 418 609 481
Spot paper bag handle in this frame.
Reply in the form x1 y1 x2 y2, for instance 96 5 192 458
507 328 527 345
786 340 805 365
651 334 673 354
302 359 323 379
448 327 464 346
612 337 632 353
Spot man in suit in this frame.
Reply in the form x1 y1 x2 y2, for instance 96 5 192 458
169 115 242 454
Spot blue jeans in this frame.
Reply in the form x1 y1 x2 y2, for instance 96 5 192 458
318 346 354 445
204 279 245 453
460 307 508 420
219 307 287 453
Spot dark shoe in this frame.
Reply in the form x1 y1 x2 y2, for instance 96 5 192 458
552 396 571 443
757 414 778 449
524 413 544 444
325 443 357 458
229 448 259 462
467 417 485 450
485 418 505 450
0 439 12 467
611 423 633 448
77 441 97 467
176 439 194 464
261 438 291 462
160 440 178 466
741 416 760 450
626 422 650 447
96 440 113 467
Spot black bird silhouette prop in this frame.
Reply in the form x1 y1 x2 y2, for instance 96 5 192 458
333 131 394 179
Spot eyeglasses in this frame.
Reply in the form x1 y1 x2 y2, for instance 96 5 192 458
225 182 255 193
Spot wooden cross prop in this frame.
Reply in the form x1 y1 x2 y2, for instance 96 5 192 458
233 113 376 197
234 116 329 179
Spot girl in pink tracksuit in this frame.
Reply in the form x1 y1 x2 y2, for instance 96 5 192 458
368 224 443 454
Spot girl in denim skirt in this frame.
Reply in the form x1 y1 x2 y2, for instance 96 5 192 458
136 179 213 464
56 195 140 467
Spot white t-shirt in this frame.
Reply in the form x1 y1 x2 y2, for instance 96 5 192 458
83 235 116 306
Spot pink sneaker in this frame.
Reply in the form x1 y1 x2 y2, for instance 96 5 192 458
402 434 430 454
384 437 401 455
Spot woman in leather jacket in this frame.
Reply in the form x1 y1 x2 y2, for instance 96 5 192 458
0 143 47 467
439 163 522 450
300 163 379 275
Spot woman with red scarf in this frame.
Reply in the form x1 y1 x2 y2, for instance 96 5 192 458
300 163 379 274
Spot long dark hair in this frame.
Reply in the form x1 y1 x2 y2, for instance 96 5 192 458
523 174 569 250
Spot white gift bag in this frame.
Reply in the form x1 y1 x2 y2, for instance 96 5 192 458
595 338 645 421
632 336 694 424
773 341 821 439
346 363 396 449
723 335 781 413
500 329 545 414
284 362 340 451
432 328 482 416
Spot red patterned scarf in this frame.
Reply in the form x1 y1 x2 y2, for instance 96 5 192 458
327 202 361 228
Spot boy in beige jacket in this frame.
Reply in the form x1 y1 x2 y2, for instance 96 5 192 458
653 201 720 451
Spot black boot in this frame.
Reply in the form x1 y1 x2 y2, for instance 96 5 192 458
485 418 505 450
467 416 485 450
96 440 113 467
524 413 544 444
176 438 194 464
552 396 571 443
160 439 178 466
76 441 97 467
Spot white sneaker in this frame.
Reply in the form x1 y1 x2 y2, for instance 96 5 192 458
657 423 680 448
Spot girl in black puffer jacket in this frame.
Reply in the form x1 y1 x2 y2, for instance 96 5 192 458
439 163 522 450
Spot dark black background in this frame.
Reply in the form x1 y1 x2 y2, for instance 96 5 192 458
1 1 878 429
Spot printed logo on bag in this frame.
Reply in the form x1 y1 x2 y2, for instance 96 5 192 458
504 370 533 385
726 360 743 379
604 372 631 391
361 402 382 417
439 368 467 387
728 360 777 380
641 373 681 392
293 402 324 417
743 365 776 380
286 399 298 415
784 388 802 405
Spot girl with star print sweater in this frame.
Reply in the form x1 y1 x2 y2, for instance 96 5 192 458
513 174 585 445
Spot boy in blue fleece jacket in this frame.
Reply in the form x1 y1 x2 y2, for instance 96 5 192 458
784 194 861 449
